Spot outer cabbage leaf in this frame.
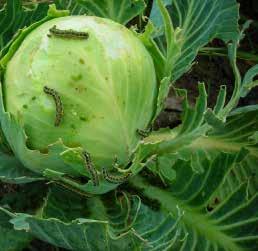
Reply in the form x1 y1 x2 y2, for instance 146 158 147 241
0 152 43 184
54 0 146 25
0 3 69 68
0 0 146 58
130 154 258 251
141 0 239 118
129 82 208 175
240 65 258 98
128 70 258 203
0 181 48 250
0 0 50 53
0 209 31 251
149 0 239 81
130 32 258 188
1 151 257 251
138 96 258 193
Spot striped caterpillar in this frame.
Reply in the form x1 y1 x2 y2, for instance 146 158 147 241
82 151 99 186
102 168 131 184
48 25 89 39
136 128 151 138
43 86 64 127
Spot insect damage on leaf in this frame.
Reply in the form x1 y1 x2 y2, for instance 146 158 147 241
43 86 64 127
48 25 89 39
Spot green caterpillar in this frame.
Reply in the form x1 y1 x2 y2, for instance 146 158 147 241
43 86 64 127
48 25 89 39
102 168 131 184
82 151 99 186
136 128 151 138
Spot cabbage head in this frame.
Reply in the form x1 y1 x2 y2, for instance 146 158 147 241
2 16 157 176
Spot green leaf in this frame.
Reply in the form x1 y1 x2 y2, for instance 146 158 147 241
183 104 258 195
0 0 50 52
147 154 177 183
0 127 12 154
0 0 145 59
150 0 239 81
217 21 252 118
153 76 171 119
1 187 183 250
138 21 166 82
0 3 69 69
204 108 225 130
130 82 208 174
240 64 258 98
130 154 258 251
3 152 257 251
55 0 146 25
43 168 118 195
176 101 258 201
0 209 31 251
4 189 146 251
131 82 258 198
0 152 43 184
53 0 86 15
144 0 239 118
214 85 227 115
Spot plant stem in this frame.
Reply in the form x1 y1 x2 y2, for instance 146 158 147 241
220 44 242 118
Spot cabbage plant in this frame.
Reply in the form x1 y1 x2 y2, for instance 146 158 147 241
0 0 257 250
3 14 157 176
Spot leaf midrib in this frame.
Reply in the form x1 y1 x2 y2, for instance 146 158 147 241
131 176 243 251
190 136 258 158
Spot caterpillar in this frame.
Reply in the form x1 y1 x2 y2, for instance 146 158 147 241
48 25 89 39
82 151 99 186
43 86 64 127
136 128 151 138
102 168 131 184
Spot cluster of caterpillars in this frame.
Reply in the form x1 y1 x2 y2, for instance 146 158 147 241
82 151 131 186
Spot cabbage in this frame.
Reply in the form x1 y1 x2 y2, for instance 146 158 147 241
3 16 157 172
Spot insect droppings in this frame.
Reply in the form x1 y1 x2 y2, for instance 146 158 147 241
43 86 64 127
48 25 89 39
102 168 131 184
82 151 99 186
